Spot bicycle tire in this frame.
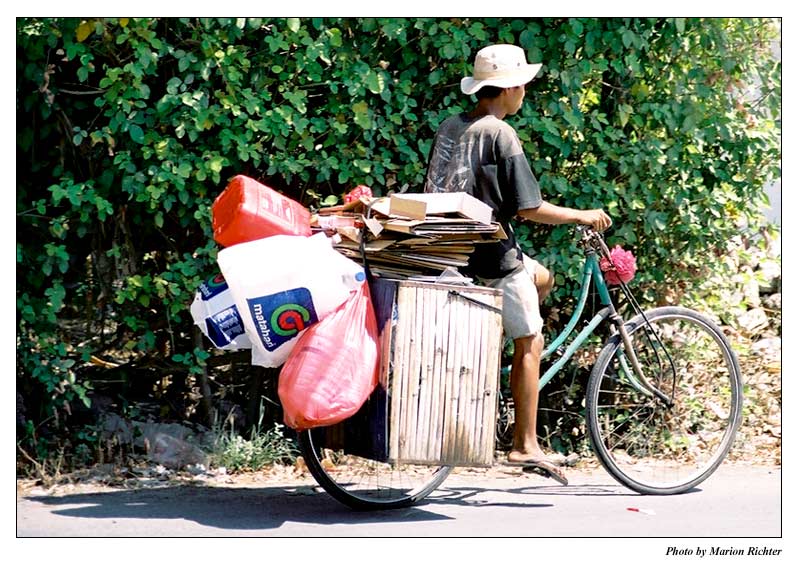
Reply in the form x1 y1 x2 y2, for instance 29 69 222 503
586 306 743 495
299 427 452 510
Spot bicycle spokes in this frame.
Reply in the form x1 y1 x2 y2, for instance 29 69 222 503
587 307 742 494
614 322 679 406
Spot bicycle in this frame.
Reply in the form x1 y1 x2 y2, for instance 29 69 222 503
297 225 744 509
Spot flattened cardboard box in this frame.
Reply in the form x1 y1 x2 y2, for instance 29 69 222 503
381 217 495 235
389 192 493 225
368 192 493 225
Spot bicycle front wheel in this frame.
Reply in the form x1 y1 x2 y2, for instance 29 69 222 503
299 426 451 510
586 306 743 495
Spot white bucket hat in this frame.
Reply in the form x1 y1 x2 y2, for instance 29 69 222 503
460 44 542 96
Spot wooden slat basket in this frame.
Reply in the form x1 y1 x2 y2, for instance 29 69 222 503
379 280 503 467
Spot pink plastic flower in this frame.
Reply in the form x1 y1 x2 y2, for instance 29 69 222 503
600 245 637 285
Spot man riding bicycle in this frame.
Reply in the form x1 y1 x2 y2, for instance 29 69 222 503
423 44 612 484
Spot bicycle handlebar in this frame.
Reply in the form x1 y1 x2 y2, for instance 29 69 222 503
576 224 612 258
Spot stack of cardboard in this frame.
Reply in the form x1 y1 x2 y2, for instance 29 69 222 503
311 192 505 280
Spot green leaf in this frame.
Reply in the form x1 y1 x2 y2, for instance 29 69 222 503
353 159 372 173
167 76 182 94
520 29 536 49
563 110 582 129
129 124 145 144
619 104 633 127
208 156 225 173
287 18 300 33
622 29 635 48
352 101 372 129
328 28 342 47
365 71 385 95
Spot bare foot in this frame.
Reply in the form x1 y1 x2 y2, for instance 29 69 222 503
503 450 569 485
507 448 549 464
508 449 568 466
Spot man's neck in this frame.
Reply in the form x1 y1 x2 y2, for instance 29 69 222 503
469 98 507 120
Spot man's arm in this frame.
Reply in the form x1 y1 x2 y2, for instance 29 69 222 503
518 201 612 232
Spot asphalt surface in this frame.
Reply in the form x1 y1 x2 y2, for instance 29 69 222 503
17 464 781 539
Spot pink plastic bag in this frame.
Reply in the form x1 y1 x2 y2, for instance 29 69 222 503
278 281 379 430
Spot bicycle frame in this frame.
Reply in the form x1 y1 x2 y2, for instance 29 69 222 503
535 231 671 403
538 250 614 390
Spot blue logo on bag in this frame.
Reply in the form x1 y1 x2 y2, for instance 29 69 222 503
205 306 246 348
199 274 229 300
247 288 318 351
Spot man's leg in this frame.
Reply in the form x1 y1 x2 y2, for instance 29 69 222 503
508 332 548 461
531 262 554 304
487 257 551 462
510 257 554 461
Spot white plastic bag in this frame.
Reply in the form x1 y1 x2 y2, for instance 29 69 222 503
190 273 252 350
216 233 365 367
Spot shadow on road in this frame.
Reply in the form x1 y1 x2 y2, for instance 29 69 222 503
21 478 608 532
423 477 695 508
20 474 703 535
25 483 447 532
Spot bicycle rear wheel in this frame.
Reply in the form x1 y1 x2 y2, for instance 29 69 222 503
299 426 451 510
586 306 743 495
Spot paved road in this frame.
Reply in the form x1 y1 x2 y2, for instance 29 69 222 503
17 464 782 543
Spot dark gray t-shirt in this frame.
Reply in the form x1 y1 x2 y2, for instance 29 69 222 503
424 113 543 278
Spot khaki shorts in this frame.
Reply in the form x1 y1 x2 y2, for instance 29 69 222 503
477 255 543 339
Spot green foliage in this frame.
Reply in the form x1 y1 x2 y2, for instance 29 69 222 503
511 18 780 314
17 18 780 460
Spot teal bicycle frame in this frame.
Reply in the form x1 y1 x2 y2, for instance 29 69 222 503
538 249 613 390
536 230 671 404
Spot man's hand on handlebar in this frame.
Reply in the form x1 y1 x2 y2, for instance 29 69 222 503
578 209 612 232
517 202 612 232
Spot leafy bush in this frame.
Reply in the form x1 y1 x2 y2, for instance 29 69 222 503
17 18 780 463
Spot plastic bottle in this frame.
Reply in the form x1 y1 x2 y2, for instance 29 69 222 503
212 175 312 247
